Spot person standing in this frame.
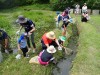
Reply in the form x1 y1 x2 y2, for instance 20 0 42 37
16 15 36 53
75 4 80 15
82 3 87 13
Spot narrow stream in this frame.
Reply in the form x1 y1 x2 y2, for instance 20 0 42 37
52 23 79 75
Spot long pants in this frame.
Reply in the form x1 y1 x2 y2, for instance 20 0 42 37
41 40 58 50
21 47 28 57
26 32 36 49
0 38 11 53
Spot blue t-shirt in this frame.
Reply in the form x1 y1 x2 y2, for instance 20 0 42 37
20 20 35 33
41 50 53 62
0 30 8 40
18 38 27 48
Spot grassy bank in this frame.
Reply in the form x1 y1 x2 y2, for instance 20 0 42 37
71 15 100 75
0 4 73 75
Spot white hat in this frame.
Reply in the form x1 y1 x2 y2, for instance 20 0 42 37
46 31 56 39
16 15 27 23
47 45 56 53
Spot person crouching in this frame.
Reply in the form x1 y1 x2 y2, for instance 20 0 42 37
81 11 90 22
38 45 56 66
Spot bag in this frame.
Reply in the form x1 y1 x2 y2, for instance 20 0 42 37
29 56 39 64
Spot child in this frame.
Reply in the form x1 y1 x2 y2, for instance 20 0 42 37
55 11 62 28
16 33 29 59
58 36 66 49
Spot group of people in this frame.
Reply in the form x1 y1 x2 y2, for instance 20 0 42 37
74 3 90 22
0 3 90 65
15 15 67 66
0 13 67 66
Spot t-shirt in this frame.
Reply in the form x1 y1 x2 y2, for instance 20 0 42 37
0 30 8 40
42 33 55 45
75 4 80 9
41 50 53 62
58 39 63 45
82 6 87 11
18 38 27 48
20 20 35 33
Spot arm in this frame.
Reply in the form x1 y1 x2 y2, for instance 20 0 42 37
29 26 35 33
17 43 22 54
19 26 23 32
16 26 23 35
55 39 60 46
5 39 8 48
18 43 21 50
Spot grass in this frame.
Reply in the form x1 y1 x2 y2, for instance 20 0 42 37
1 4 100 75
71 15 100 75
0 4 73 75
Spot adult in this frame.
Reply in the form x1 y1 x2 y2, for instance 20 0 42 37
82 3 87 13
16 15 36 53
61 10 71 36
41 31 61 50
81 11 90 22
75 4 80 15
0 30 11 54
38 45 56 65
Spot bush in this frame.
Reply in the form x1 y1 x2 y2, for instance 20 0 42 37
50 0 100 11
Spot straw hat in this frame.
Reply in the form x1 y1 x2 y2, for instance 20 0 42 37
46 31 56 39
16 15 27 23
59 36 66 41
47 45 56 53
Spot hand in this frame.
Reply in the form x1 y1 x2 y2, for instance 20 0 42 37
28 32 32 36
5 45 7 48
16 30 20 35
58 46 62 50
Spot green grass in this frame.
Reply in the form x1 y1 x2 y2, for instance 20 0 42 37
0 4 73 75
1 4 100 75
71 15 100 75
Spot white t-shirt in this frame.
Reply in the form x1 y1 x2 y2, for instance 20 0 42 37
82 6 87 11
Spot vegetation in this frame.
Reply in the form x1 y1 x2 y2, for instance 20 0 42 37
0 0 50 9
50 0 100 10
0 4 73 75
0 2 100 75
71 15 100 75
0 0 100 10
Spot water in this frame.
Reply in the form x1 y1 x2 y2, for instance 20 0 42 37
52 23 79 75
